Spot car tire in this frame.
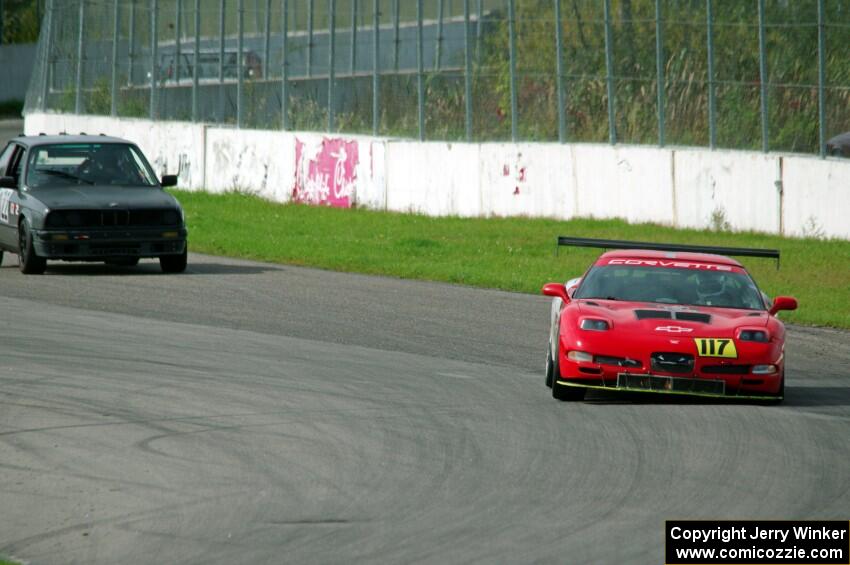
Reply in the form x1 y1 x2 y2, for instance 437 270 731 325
0 249 3 266
160 246 187 274
551 338 586 402
545 347 555 388
18 220 47 275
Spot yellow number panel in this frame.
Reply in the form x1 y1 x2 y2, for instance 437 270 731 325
694 338 738 358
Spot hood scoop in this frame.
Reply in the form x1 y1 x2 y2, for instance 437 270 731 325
635 310 672 320
674 311 711 324
635 309 711 324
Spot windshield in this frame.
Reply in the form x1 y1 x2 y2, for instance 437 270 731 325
574 265 766 310
26 143 158 188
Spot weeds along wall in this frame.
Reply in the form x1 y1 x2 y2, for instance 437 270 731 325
24 112 850 240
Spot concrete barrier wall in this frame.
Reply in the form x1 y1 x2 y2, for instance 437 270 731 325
23 112 850 240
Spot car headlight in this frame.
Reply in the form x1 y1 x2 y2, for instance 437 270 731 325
567 351 594 363
752 364 778 375
162 210 180 225
46 212 65 227
580 318 610 331
738 329 769 342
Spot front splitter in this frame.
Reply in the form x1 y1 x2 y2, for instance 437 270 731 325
554 380 782 402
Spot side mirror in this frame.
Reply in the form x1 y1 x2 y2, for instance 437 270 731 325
542 282 570 304
161 175 178 187
0 176 17 189
769 296 798 316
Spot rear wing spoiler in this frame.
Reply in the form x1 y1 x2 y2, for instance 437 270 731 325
556 236 780 268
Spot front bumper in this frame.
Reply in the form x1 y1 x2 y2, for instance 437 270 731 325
556 334 784 397
34 228 187 260
553 374 783 401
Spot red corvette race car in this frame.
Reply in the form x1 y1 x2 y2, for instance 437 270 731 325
543 238 797 402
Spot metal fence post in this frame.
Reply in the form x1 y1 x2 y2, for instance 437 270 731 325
192 0 200 121
128 0 136 86
435 0 444 70
706 0 716 149
603 0 616 144
175 0 182 83
218 0 225 122
281 0 289 130
237 0 244 127
464 0 472 141
40 0 54 110
817 0 826 158
392 0 399 71
350 0 357 74
554 0 566 143
111 0 120 116
75 0 85 114
264 0 271 79
655 0 664 146
307 0 313 77
372 0 379 135
475 0 482 63
507 0 518 141
328 0 335 132
417 0 424 140
151 0 159 120
757 0 768 152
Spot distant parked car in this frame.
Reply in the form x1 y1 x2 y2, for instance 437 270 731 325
826 131 850 157
0 135 187 274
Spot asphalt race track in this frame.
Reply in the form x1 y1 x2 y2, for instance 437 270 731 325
0 252 848 565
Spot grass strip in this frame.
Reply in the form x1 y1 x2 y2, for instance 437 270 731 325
173 190 850 329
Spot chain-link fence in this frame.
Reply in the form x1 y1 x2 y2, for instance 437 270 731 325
23 0 850 156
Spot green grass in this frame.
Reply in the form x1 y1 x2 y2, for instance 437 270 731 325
173 190 850 329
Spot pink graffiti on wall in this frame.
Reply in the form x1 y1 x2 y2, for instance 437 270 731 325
293 137 358 207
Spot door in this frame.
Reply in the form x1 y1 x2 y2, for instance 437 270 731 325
0 143 19 250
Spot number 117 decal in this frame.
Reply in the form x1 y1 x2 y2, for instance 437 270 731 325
694 338 738 358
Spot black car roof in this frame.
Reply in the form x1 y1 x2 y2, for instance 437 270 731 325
10 134 133 147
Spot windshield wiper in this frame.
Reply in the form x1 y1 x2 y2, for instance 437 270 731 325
582 296 620 301
38 170 94 185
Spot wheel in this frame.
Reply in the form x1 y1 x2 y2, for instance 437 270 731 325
550 337 586 401
0 249 3 266
106 257 140 266
160 246 187 273
545 348 555 388
18 220 47 274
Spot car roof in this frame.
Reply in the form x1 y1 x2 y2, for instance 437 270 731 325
597 249 744 268
9 134 133 147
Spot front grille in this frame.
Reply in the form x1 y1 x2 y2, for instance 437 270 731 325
46 209 180 229
702 364 750 375
617 373 725 395
651 352 695 374
595 355 642 368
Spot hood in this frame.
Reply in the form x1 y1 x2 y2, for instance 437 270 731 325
576 299 769 337
28 185 179 210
